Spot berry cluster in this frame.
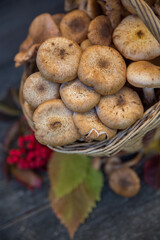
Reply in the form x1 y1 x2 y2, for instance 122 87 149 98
7 134 52 169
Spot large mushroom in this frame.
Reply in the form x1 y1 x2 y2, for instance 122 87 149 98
127 61 160 103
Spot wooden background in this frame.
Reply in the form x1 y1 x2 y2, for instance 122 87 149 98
0 0 160 239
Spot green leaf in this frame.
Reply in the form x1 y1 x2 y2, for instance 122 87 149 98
50 166 103 238
48 152 90 198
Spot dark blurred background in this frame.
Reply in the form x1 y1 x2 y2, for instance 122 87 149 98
0 1 160 240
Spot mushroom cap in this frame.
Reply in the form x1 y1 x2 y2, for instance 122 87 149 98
109 167 141 197
73 109 117 141
84 0 101 19
23 101 35 120
36 37 82 83
23 72 60 108
96 87 144 130
78 45 126 95
52 13 65 26
60 79 100 113
80 39 92 51
113 15 160 61
60 10 91 44
127 61 160 88
33 99 80 146
88 15 113 46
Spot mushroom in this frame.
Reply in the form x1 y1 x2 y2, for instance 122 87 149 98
23 101 35 120
88 15 113 46
79 0 101 19
36 37 82 83
96 87 144 130
109 167 141 197
73 109 117 141
52 13 65 26
127 61 160 103
113 15 160 61
78 45 126 95
60 79 101 113
60 10 91 43
33 99 80 146
121 0 154 14
80 39 92 51
23 72 60 108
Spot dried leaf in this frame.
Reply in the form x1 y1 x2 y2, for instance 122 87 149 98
143 155 160 190
0 102 21 119
11 166 42 190
50 167 103 238
3 121 20 151
48 152 90 198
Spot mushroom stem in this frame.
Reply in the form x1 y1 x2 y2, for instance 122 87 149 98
143 87 156 103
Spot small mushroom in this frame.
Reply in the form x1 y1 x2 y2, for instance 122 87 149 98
36 37 82 83
96 87 144 130
33 99 80 146
60 79 100 113
105 157 122 176
23 72 60 108
109 167 141 197
78 45 126 95
52 13 65 26
127 61 160 103
60 10 91 43
88 15 113 46
79 0 101 19
121 0 154 14
113 15 160 61
80 39 92 51
73 109 117 141
23 101 35 120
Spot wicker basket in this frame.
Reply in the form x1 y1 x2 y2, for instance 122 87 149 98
20 0 160 157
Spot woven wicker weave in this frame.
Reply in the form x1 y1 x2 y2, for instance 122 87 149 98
20 0 160 156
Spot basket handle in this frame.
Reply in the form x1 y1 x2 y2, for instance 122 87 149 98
126 0 160 43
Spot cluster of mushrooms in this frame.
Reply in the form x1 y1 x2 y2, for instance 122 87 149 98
15 0 160 147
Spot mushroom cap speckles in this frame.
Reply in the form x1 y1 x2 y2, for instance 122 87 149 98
60 79 100 113
127 61 160 88
33 99 80 146
78 45 126 95
60 10 91 44
36 37 82 83
96 87 144 130
88 15 113 46
73 109 117 141
113 15 160 61
23 72 60 108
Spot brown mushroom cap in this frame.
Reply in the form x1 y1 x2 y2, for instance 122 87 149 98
127 61 160 88
36 37 82 83
60 10 91 43
73 109 117 141
80 39 92 51
96 87 144 130
52 13 65 26
109 167 141 197
23 72 60 108
33 99 80 146
23 101 35 120
113 15 160 61
78 45 126 95
60 79 100 113
88 15 113 46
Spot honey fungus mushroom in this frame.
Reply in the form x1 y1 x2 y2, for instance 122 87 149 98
33 99 80 146
60 10 91 43
60 79 100 113
96 87 144 130
36 37 82 83
78 45 126 95
80 39 92 51
73 109 117 141
109 167 141 197
88 15 113 46
113 15 160 61
23 72 60 109
127 61 160 103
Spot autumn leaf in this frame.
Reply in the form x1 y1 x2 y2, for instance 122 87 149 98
50 167 103 238
48 153 91 198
